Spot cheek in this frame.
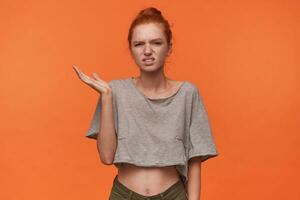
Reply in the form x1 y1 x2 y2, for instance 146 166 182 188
156 46 169 54
157 50 169 60
130 50 140 59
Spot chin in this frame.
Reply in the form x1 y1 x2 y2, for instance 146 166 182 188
140 65 161 72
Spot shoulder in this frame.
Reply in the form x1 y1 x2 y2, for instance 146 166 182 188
182 81 205 103
182 80 199 94
108 78 131 86
107 78 132 93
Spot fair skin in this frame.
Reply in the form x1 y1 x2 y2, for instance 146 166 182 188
72 65 117 165
124 22 202 200
73 22 202 199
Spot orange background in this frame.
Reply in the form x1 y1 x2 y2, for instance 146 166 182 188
1 0 299 199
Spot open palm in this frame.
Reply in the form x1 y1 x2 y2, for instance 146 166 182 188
72 64 111 95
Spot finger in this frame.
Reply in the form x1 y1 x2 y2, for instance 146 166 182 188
73 67 81 79
72 65 91 82
72 64 83 78
73 64 87 77
90 77 106 87
72 64 80 74
92 73 102 81
92 73 108 86
73 65 108 93
89 79 109 93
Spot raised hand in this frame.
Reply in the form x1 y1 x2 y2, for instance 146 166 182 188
72 64 111 95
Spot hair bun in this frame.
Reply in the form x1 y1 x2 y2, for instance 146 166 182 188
139 7 162 17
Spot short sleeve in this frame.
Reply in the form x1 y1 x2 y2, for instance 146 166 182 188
85 81 117 140
188 86 218 162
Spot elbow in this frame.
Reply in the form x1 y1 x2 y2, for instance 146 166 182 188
101 158 114 165
98 147 115 165
97 132 117 165
101 160 113 165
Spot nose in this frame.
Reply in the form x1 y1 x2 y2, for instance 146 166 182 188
143 44 153 55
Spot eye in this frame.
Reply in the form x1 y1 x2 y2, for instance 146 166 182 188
134 43 142 47
154 42 162 45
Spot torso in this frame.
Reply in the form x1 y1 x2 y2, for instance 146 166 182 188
116 78 184 196
117 164 181 196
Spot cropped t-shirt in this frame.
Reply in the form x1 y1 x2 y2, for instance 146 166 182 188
85 77 218 184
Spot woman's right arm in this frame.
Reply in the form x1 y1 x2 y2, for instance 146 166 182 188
97 93 117 165
72 64 117 165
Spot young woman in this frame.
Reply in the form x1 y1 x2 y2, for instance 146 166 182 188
73 7 218 200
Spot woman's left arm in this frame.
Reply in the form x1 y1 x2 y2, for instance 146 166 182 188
186 157 202 200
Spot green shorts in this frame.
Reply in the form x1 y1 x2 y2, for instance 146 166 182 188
109 175 188 200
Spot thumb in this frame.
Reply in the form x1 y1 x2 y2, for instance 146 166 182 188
92 73 101 81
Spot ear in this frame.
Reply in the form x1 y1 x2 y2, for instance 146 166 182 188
167 43 173 56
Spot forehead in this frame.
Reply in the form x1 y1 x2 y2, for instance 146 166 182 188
131 23 165 41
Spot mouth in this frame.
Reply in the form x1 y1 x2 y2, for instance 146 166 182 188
142 57 155 65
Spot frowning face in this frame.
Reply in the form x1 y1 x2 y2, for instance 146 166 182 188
129 23 172 72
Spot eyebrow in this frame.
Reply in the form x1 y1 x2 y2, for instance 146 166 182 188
132 38 163 43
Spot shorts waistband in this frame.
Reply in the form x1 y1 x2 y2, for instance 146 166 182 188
113 175 183 199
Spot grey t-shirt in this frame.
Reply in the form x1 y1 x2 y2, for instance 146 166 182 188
86 77 218 184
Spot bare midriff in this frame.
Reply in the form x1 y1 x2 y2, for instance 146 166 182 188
116 79 184 196
117 163 181 196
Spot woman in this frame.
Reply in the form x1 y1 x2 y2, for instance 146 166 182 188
73 7 218 200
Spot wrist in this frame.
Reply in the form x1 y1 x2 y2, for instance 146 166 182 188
101 92 113 102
